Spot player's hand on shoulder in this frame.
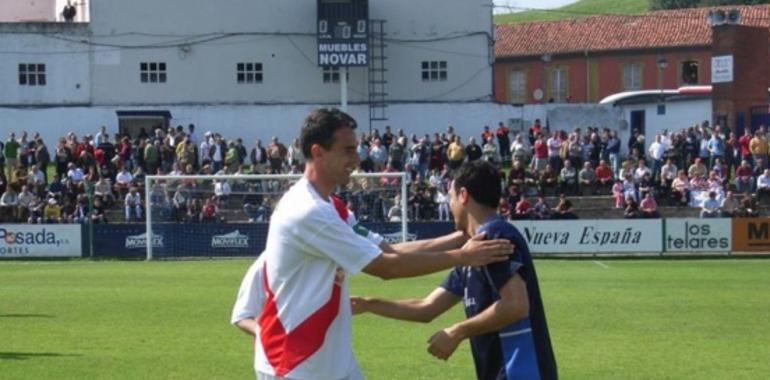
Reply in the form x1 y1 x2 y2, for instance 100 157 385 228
427 327 462 361
350 296 368 315
459 232 513 267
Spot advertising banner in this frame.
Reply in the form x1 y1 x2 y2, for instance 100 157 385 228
711 55 734 83
317 0 369 67
509 219 663 254
92 224 269 258
664 218 731 253
91 222 454 258
0 224 82 258
731 217 770 253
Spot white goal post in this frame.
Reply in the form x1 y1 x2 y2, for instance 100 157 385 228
144 172 409 260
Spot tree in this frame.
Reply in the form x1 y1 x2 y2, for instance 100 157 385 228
649 0 700 10
701 0 770 5
650 0 769 10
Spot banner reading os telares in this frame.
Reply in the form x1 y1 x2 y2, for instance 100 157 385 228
509 219 663 253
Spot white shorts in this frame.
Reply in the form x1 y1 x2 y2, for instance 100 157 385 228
256 362 364 380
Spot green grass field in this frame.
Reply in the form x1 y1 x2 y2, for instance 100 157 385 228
1 259 769 379
495 0 648 24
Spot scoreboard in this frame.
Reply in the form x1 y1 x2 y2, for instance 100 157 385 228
317 0 369 67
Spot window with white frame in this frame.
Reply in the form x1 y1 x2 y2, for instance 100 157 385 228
237 62 263 84
622 63 643 91
548 67 568 102
18 63 46 86
140 62 167 83
322 66 350 83
509 70 527 103
421 61 447 82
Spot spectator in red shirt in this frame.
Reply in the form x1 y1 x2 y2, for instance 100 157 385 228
201 196 219 223
595 159 614 188
513 196 532 220
532 134 548 173
735 159 755 194
738 129 753 166
480 125 493 146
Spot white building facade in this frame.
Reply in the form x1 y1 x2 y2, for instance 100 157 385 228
0 0 507 147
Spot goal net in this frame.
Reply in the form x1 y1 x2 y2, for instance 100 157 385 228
143 172 408 260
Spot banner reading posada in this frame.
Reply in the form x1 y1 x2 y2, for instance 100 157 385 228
0 224 82 258
509 219 663 254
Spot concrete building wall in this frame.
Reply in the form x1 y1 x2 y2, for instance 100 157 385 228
0 102 528 157
0 23 90 105
85 0 493 105
0 0 56 21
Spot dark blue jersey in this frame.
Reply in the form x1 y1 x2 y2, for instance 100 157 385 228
441 216 557 380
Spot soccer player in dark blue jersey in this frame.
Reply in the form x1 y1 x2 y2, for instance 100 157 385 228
352 160 557 380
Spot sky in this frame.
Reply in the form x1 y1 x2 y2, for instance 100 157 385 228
493 0 579 14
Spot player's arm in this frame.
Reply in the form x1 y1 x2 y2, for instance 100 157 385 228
231 259 265 337
235 319 257 336
351 287 460 323
427 274 529 360
380 230 468 254
363 233 513 280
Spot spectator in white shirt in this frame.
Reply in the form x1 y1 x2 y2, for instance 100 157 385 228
200 132 213 166
633 160 651 183
700 191 721 218
757 168 770 198
124 187 143 222
115 167 134 198
369 139 388 172
647 134 666 180
66 163 85 184
434 185 450 221
214 180 232 203
94 125 109 146
29 163 46 193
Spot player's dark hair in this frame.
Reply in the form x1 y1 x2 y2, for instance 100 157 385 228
300 108 358 159
452 160 501 209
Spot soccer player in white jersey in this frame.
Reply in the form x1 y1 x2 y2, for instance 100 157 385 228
232 108 514 380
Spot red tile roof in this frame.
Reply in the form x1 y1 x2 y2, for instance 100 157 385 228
495 5 770 58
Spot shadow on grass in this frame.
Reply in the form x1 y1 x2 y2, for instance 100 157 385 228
0 352 82 360
0 314 55 318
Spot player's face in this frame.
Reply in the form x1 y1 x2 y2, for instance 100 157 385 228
449 182 468 232
323 127 360 186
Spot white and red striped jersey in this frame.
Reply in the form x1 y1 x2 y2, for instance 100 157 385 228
232 178 381 379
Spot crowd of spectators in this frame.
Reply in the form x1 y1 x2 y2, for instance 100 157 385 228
0 118 767 225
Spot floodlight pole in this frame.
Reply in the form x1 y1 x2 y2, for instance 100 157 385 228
341 66 348 112
145 177 152 260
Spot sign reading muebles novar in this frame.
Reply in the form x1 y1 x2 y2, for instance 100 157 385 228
317 0 369 67
0 224 81 258
509 220 663 253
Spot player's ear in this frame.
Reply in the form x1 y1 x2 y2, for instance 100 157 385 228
310 143 325 160
459 187 470 204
